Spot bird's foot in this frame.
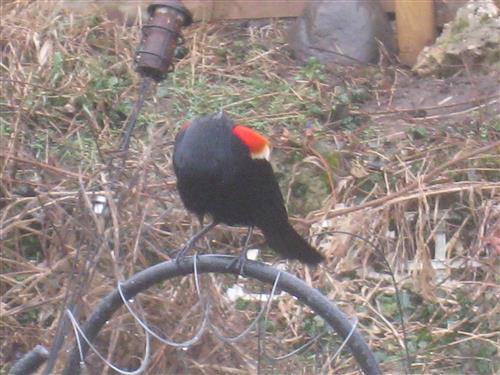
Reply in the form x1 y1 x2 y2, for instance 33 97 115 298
175 221 218 267
227 251 248 276
175 247 189 267
226 226 254 276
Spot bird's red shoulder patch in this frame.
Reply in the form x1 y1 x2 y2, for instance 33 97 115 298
232 125 269 156
182 120 192 129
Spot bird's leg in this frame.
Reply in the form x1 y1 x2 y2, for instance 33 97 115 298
176 221 217 265
228 226 254 275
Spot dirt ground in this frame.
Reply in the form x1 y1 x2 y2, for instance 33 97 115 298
361 70 499 132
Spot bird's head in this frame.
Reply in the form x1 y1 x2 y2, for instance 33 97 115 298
184 111 271 161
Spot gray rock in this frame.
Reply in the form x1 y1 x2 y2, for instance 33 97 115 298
414 0 500 76
288 0 395 65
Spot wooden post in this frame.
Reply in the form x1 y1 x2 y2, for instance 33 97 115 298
395 0 436 66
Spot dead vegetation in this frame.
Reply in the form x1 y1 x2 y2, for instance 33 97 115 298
1 2 499 374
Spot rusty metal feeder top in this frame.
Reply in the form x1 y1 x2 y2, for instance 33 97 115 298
135 0 192 81
147 0 192 25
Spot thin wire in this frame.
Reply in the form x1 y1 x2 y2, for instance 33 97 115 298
193 252 202 297
211 272 281 343
68 310 84 366
320 317 360 375
117 283 209 348
259 270 328 363
258 296 358 364
116 255 210 348
66 309 151 375
262 331 326 362
330 317 359 364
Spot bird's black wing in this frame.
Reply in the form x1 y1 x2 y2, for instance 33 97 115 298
246 159 288 220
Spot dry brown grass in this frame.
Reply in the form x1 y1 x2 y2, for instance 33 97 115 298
1 1 499 374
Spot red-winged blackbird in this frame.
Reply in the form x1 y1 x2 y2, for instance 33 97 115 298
173 111 323 265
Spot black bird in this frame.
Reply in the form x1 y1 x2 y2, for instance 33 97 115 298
173 111 323 267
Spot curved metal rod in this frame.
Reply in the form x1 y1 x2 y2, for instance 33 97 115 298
7 345 48 375
62 255 381 375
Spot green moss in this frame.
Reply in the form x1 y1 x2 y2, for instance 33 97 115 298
451 17 469 34
297 57 326 81
20 235 43 262
408 126 430 140
18 308 40 325
324 151 341 171
0 120 13 137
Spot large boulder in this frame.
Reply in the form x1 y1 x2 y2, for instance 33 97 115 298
288 0 395 65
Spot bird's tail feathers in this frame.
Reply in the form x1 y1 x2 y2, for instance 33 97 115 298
261 222 323 265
